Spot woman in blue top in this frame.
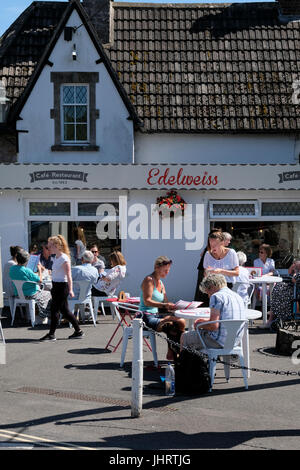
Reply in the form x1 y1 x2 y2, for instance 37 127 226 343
139 256 186 360
9 248 51 322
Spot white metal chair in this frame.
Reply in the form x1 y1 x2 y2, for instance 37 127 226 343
111 302 158 367
68 280 96 327
11 280 39 327
196 319 248 392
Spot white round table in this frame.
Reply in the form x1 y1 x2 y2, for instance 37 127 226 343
250 275 282 325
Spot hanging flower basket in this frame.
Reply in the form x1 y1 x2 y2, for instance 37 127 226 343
155 190 187 218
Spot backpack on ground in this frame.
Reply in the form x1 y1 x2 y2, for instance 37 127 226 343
174 349 211 395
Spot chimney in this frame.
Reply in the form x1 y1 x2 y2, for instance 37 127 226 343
277 0 300 17
82 0 112 44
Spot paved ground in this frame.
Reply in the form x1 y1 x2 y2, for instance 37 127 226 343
0 308 300 453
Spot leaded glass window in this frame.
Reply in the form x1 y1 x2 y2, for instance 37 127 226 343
62 85 88 143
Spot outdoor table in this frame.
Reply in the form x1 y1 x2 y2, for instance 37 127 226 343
175 308 262 378
104 297 141 352
250 275 282 325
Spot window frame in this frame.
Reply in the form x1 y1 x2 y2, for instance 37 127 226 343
61 83 89 145
50 72 99 151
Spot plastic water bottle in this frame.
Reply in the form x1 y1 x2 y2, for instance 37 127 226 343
165 362 175 396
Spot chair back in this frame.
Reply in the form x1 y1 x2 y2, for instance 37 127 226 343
72 280 92 302
11 280 38 300
219 319 246 350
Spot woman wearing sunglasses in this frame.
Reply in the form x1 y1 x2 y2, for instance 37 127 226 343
139 256 186 361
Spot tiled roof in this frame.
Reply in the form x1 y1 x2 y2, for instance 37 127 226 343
1 1 300 133
0 1 68 105
107 1 300 133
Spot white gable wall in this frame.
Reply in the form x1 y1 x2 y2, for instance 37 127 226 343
17 10 134 164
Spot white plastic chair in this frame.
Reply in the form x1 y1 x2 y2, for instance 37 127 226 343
112 302 158 367
11 280 39 327
196 319 248 392
68 280 96 327
92 296 117 319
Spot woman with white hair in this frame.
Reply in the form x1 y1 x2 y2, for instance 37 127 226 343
233 251 251 307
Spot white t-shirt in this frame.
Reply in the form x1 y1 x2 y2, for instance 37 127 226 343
52 253 70 282
254 257 275 275
203 248 239 283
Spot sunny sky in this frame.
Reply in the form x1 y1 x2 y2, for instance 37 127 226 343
0 0 276 36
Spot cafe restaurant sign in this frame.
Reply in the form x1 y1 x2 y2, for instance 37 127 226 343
0 163 299 190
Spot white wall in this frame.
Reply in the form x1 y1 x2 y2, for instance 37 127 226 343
17 10 134 164
135 133 297 164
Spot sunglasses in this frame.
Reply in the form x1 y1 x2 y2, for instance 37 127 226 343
91 250 98 254
157 260 172 267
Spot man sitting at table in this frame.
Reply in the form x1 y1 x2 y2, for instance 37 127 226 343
71 250 99 302
181 273 245 351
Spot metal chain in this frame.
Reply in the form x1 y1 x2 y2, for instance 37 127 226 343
142 322 300 378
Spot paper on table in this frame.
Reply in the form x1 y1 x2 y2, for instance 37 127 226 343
175 300 203 310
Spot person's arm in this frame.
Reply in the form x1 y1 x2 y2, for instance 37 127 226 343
63 260 74 297
194 308 220 331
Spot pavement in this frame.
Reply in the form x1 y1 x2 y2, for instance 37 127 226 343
0 307 300 453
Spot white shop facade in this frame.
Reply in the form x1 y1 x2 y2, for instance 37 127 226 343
0 163 299 300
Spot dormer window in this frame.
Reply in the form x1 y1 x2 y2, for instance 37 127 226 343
51 72 99 151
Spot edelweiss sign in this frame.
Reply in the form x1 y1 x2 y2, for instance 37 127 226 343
0 163 299 190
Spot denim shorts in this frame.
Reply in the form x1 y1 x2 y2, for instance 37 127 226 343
139 312 161 330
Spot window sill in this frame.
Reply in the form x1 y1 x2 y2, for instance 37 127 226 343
51 145 99 152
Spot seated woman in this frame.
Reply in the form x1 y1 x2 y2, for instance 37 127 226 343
92 251 127 297
254 244 275 275
9 248 51 323
139 256 186 361
253 243 276 304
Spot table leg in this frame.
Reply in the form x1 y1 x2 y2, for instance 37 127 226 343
262 283 268 324
243 321 250 378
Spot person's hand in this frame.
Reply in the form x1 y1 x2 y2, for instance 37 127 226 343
165 302 176 311
69 289 75 298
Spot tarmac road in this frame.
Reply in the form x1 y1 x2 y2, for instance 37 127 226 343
0 311 300 453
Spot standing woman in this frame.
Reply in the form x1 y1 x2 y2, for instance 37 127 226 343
74 227 86 265
40 235 83 341
203 232 239 288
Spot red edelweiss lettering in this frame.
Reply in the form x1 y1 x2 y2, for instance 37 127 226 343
146 167 218 187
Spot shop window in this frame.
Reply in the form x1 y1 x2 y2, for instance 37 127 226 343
50 72 99 151
210 221 300 269
78 202 119 217
261 202 300 216
29 202 70 216
210 201 258 218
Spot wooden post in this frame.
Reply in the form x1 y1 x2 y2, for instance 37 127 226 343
131 318 143 418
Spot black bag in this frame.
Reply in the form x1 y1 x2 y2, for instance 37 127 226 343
174 349 211 395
